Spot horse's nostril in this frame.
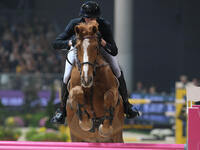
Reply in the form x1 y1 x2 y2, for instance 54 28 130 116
89 77 93 83
81 78 86 84
81 76 93 87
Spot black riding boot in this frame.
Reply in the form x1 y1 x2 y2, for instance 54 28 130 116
51 82 68 124
118 71 140 119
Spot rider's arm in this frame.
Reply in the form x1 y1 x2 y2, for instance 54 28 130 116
101 20 118 56
52 19 76 50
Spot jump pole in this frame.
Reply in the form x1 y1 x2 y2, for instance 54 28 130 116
0 141 184 150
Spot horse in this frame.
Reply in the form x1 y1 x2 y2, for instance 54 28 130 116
66 21 124 142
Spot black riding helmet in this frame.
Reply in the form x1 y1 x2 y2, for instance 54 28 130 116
79 1 101 18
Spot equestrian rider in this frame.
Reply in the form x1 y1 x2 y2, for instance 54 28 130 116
51 1 139 124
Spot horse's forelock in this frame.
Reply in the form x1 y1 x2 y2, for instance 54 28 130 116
88 20 99 28
76 21 99 36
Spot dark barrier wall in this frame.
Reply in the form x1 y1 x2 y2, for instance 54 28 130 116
183 0 200 80
133 0 184 92
134 0 200 92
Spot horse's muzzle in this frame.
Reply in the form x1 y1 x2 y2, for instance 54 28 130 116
81 76 93 88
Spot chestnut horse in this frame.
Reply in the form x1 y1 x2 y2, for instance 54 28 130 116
66 21 124 142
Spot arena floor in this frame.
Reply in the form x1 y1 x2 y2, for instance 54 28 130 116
123 131 175 144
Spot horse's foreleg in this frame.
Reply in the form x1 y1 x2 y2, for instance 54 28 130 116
69 86 84 109
69 86 93 131
99 88 118 137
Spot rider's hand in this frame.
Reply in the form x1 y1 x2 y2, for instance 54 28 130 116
68 40 72 47
101 38 107 47
65 40 71 50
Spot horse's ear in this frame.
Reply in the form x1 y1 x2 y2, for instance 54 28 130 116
92 26 97 34
74 25 80 34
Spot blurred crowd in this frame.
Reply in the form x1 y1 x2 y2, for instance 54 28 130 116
0 17 65 74
0 16 199 94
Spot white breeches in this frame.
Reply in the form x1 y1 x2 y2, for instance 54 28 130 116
63 47 76 84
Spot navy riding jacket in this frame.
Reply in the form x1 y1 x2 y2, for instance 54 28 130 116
52 17 118 56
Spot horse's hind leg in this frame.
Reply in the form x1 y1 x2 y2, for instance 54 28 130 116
99 88 118 137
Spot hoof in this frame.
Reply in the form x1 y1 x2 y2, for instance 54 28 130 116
98 124 113 137
79 119 93 131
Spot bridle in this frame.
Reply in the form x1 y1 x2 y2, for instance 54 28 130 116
76 35 101 76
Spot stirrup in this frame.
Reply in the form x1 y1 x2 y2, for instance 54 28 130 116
51 108 66 124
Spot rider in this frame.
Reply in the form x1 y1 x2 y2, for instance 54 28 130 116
51 1 139 124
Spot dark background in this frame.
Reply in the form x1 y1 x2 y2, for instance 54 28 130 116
134 0 184 92
134 0 200 92
0 0 199 93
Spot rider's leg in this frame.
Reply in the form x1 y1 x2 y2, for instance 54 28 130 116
99 48 139 119
118 71 140 118
51 48 76 124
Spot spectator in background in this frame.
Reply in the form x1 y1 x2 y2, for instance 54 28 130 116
192 78 200 86
180 75 188 86
176 75 189 88
1 56 10 72
16 58 27 73
149 85 157 95
0 16 62 74
134 81 146 94
192 78 200 105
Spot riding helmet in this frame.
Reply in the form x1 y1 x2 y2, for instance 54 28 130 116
79 1 101 18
